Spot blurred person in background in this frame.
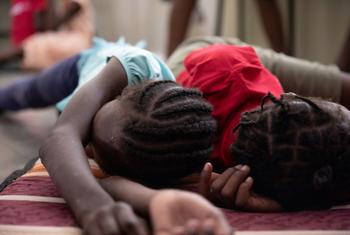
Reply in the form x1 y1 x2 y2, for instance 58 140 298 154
337 27 350 73
0 0 95 71
166 0 287 57
10 0 49 46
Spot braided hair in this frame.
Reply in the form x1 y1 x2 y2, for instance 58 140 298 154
231 92 350 210
93 80 217 184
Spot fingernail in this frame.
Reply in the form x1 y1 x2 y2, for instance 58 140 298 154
235 164 243 169
204 162 211 171
245 177 253 183
203 219 215 235
241 165 249 171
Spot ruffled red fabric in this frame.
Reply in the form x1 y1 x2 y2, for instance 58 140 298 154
177 45 284 169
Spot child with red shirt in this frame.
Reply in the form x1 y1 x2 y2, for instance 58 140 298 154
10 0 48 46
177 44 283 169
97 42 350 212
1 38 350 233
174 43 350 212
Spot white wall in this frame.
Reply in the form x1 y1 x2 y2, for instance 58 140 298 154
92 0 350 64
238 0 350 64
91 0 218 58
295 0 350 64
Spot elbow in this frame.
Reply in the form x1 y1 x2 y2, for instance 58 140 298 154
39 126 76 168
39 135 55 166
39 131 61 168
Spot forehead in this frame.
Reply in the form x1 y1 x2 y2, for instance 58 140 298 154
93 99 127 144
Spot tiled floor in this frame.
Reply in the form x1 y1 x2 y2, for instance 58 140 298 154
0 70 57 182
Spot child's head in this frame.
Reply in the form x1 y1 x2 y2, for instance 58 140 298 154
91 80 217 184
232 92 350 210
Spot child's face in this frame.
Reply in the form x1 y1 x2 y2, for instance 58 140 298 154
234 96 350 209
90 99 129 175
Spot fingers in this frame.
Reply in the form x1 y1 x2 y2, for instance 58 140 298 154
99 211 120 235
167 220 213 235
185 219 200 235
210 165 242 195
182 218 231 235
210 165 250 207
114 203 148 235
234 176 254 209
199 163 213 199
202 219 216 235
83 223 102 235
172 226 186 235
83 202 149 235
83 207 119 235
220 165 250 206
235 178 283 212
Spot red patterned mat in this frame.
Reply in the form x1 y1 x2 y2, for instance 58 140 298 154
1 161 349 235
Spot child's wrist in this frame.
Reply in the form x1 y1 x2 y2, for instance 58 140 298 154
75 191 115 224
149 190 179 210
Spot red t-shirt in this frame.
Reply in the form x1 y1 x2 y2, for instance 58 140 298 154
177 44 284 169
10 0 47 46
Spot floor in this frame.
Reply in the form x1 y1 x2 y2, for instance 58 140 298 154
0 70 57 182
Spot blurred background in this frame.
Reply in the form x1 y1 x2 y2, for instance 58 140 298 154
0 0 349 63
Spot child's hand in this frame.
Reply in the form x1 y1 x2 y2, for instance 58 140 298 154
82 202 148 235
199 163 282 212
150 190 232 235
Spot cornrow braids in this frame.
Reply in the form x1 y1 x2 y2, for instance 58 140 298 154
114 80 217 183
231 92 350 210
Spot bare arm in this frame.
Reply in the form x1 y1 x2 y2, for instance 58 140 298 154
35 9 50 31
99 176 232 235
49 1 82 30
255 0 287 53
100 176 156 217
56 1 81 28
40 58 137 234
167 0 197 57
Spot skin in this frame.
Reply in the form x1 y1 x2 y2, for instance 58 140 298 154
51 1 82 30
337 26 350 72
37 44 350 233
90 92 279 214
90 99 131 177
255 0 288 54
89 85 233 233
167 0 197 57
199 163 282 212
0 0 82 65
40 57 231 235
166 0 288 56
35 0 82 31
199 98 350 211
99 176 232 235
40 58 136 235
176 98 350 211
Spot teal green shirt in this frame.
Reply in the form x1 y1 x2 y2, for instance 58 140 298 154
56 37 175 111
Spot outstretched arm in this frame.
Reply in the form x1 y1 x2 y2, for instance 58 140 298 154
40 58 146 235
99 176 232 235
